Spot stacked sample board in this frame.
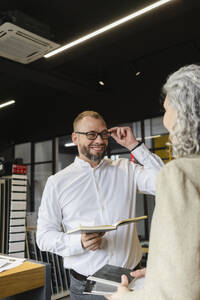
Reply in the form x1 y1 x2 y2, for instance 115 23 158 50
27 229 70 300
0 164 27 258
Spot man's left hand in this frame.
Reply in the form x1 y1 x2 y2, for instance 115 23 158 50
108 127 138 151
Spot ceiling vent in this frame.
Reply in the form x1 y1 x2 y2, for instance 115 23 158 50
0 22 60 64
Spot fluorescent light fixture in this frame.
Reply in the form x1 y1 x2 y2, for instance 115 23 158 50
137 134 161 140
0 100 15 109
64 142 75 147
44 0 172 58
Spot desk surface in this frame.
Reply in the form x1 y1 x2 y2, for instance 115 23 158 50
0 261 45 298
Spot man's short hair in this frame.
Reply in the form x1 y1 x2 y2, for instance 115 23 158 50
73 111 106 131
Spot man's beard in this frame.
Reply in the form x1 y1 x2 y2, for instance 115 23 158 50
79 144 107 163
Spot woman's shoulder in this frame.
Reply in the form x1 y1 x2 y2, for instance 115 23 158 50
158 155 200 182
159 158 180 175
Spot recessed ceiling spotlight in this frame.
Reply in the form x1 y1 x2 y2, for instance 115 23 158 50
44 0 173 58
98 80 105 86
0 100 15 109
136 71 141 76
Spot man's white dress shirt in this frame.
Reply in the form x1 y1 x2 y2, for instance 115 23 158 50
36 144 163 276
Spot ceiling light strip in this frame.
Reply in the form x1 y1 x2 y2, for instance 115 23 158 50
0 100 15 109
137 134 161 140
44 0 172 58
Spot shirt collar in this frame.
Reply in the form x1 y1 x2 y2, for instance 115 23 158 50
74 156 106 169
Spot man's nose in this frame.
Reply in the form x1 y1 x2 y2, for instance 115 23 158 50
95 133 104 141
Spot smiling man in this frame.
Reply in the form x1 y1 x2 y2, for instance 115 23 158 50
36 110 164 300
72 112 109 167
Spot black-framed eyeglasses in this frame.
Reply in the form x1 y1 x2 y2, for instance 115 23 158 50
75 130 111 140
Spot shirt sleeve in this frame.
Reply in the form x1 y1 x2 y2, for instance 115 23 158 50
131 143 164 195
36 176 85 256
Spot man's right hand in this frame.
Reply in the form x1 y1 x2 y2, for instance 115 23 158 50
81 232 105 251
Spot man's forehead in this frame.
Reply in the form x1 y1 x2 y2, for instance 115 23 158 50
78 116 107 129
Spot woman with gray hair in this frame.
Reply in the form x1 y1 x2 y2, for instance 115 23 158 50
106 64 200 300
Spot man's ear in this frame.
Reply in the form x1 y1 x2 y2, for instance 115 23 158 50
72 132 78 145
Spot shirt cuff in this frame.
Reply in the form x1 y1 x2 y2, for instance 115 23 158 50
131 143 151 162
67 233 85 256
130 141 143 152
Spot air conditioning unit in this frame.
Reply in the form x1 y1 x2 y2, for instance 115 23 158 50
0 22 60 64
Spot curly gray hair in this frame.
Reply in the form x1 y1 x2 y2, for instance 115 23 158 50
163 64 200 158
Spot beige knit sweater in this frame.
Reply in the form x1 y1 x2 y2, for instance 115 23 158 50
123 155 200 300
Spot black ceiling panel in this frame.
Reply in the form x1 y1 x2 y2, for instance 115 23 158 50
0 0 200 149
